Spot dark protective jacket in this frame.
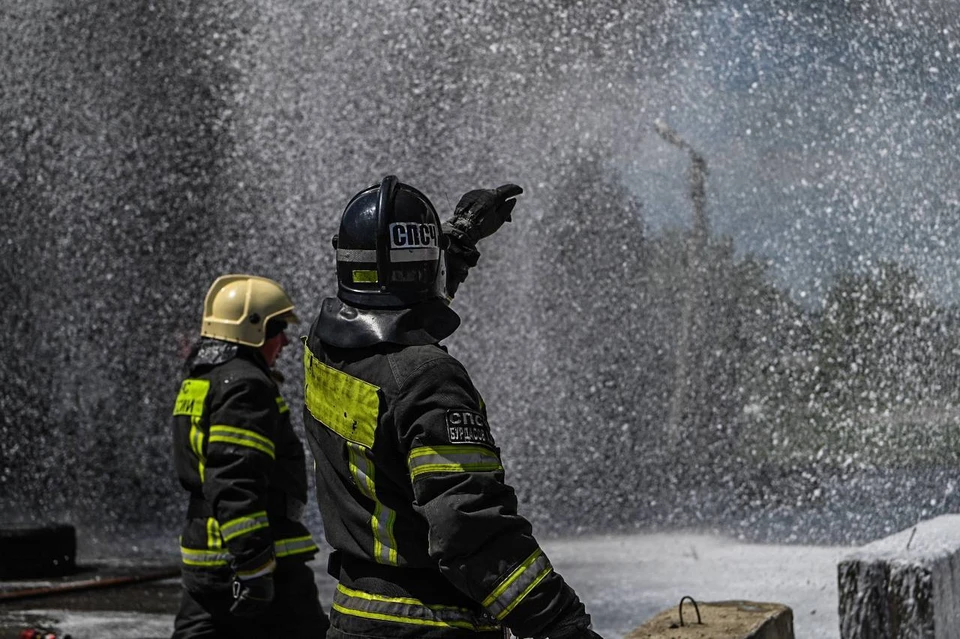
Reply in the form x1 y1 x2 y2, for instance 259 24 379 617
303 299 590 639
172 340 318 594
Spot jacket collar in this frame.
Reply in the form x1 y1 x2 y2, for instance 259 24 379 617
314 297 460 349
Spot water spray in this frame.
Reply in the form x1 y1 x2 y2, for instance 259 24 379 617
654 121 710 450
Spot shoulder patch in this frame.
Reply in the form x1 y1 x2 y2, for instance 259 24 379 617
445 410 496 447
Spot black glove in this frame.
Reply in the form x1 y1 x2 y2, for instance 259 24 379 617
444 183 523 246
229 555 275 618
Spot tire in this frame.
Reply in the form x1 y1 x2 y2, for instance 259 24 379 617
0 523 76 578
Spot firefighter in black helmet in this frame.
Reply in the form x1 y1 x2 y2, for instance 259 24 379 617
303 177 602 639
171 275 329 638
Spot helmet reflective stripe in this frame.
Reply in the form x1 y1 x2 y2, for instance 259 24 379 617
390 247 440 263
337 249 378 262
332 584 500 632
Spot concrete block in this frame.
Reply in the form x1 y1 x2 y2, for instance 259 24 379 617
838 514 960 639
625 600 794 639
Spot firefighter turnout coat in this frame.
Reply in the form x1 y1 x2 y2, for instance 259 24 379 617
172 340 319 594
302 300 591 639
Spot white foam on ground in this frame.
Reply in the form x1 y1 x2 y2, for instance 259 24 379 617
8 533 849 639
542 532 848 639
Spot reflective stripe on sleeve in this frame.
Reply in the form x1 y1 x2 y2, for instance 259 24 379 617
407 445 503 481
275 535 319 558
275 395 289 414
208 425 275 459
332 584 500 632
482 548 554 621
180 546 230 567
220 511 269 542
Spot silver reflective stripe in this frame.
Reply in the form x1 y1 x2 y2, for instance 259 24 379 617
337 248 378 262
407 445 503 480
220 511 269 542
275 535 318 558
483 549 554 620
181 538 317 567
347 442 398 565
332 584 500 632
180 546 230 567
390 247 440 263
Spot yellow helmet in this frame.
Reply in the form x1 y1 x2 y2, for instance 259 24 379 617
201 274 299 347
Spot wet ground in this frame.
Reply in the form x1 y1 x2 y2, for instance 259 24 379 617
0 533 848 639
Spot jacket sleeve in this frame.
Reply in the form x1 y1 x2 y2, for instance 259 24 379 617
203 375 277 575
395 357 591 639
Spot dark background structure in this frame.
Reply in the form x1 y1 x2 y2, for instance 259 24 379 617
4 0 960 548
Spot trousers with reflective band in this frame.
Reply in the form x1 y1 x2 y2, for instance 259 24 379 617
180 535 319 567
332 584 499 633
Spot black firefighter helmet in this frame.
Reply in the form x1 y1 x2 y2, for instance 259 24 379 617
335 176 448 309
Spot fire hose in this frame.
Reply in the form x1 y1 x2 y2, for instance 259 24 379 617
0 567 180 603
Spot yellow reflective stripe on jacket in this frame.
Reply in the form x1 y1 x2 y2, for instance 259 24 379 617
206 517 222 549
303 345 380 449
275 535 319 558
482 548 553 620
175 379 210 481
208 425 275 459
275 395 289 414
220 511 269 542
191 426 207 482
182 536 317 568
180 546 230 567
347 442 398 565
332 584 500 632
407 445 503 481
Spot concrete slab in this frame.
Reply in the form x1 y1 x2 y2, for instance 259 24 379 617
838 515 960 639
625 600 794 639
